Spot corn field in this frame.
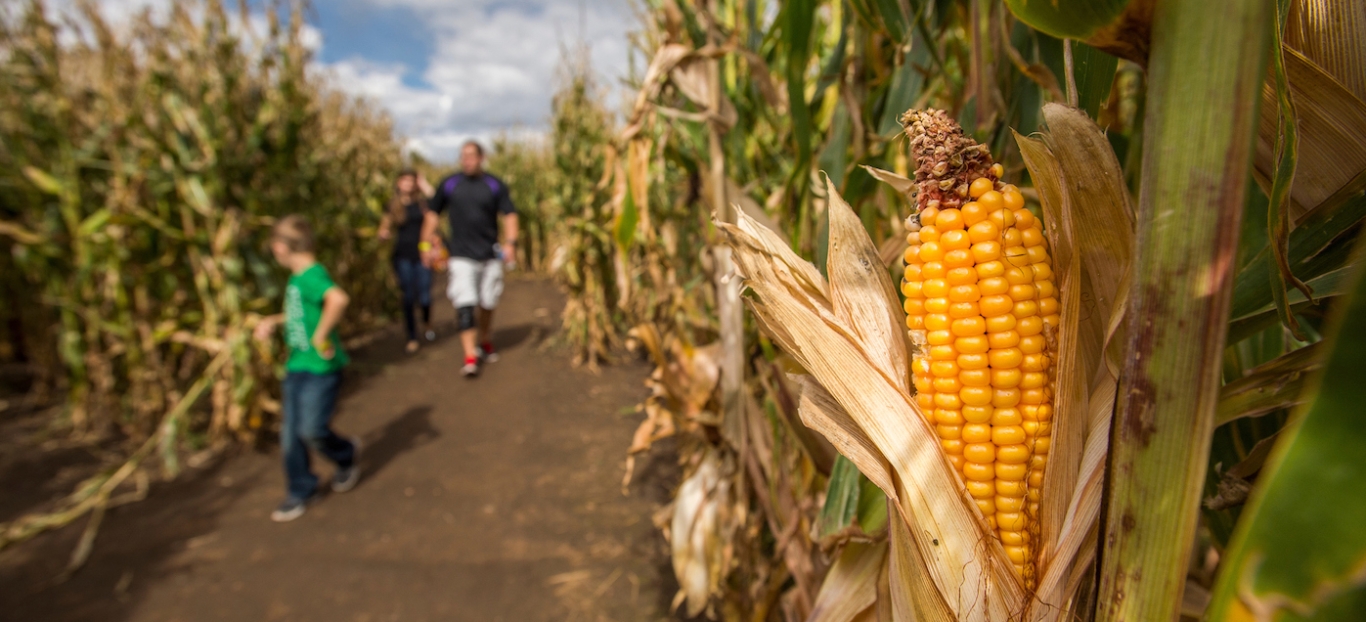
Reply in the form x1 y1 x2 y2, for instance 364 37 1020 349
2 0 1364 619
0 0 401 552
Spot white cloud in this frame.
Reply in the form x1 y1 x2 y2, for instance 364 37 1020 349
321 0 635 161
53 0 635 162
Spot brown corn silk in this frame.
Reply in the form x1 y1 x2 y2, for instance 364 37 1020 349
900 109 1059 588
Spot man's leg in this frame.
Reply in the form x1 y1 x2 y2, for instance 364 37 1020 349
447 258 481 373
459 311 478 360
477 307 494 347
476 258 505 360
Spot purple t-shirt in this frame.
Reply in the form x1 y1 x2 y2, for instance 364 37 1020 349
430 173 516 261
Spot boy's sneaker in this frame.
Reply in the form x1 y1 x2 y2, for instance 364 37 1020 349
479 342 499 363
424 329 437 342
461 357 479 378
271 497 310 522
332 436 362 493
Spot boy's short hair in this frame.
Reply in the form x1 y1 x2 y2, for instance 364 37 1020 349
272 215 315 253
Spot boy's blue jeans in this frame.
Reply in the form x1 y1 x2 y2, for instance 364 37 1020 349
281 371 356 501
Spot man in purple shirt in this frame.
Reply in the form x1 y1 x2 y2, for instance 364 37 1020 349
421 141 519 378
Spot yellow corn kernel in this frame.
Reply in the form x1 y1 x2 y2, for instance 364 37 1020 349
952 317 986 336
937 209 965 231
963 423 992 444
942 230 971 251
966 480 995 499
963 413 993 432
962 201 988 226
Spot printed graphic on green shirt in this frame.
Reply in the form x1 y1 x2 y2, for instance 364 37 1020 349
283 263 349 373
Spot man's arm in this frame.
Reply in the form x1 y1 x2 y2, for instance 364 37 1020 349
496 182 518 265
312 286 350 359
422 176 447 245
501 213 519 265
420 210 440 246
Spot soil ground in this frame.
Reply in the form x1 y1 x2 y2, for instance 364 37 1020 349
0 277 689 622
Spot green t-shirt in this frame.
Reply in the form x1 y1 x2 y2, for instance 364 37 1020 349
283 263 349 373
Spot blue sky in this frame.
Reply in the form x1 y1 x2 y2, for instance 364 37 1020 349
75 0 636 161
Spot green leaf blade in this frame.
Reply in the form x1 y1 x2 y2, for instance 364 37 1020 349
1005 0 1133 41
1209 237 1366 620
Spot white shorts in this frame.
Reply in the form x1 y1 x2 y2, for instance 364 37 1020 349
446 257 504 310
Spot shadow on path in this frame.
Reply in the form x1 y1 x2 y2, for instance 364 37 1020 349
358 404 438 485
0 458 262 622
491 322 540 351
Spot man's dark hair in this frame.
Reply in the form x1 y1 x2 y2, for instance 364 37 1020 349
462 140 484 157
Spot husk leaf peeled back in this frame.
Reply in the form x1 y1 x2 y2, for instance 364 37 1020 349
718 175 1023 622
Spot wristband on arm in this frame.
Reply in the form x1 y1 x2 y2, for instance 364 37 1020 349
418 241 432 252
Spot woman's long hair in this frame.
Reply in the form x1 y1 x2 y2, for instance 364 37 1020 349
387 169 428 226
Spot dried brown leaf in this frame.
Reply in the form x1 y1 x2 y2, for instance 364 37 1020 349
824 175 911 393
1255 47 1366 223
669 55 738 129
888 499 956 622
1014 105 1135 621
809 542 887 622
789 374 895 501
1285 0 1366 104
860 165 916 200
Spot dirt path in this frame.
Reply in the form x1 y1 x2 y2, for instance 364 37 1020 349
0 278 685 622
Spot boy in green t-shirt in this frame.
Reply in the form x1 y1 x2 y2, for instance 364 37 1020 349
254 215 361 522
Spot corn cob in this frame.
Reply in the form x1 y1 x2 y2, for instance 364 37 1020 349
899 110 1058 588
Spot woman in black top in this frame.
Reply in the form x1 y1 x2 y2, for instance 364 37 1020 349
379 170 435 353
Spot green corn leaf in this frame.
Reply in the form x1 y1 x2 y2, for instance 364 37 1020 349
22 165 66 196
1037 36 1119 117
854 473 887 534
1268 0 1311 340
784 0 816 164
1005 0 1133 42
614 190 639 250
817 454 862 540
1231 187 1366 322
877 34 931 136
77 209 111 237
1226 266 1354 344
871 0 907 43
1206 234 1366 621
818 104 852 188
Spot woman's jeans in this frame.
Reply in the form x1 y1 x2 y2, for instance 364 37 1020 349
393 257 432 341
281 371 355 501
